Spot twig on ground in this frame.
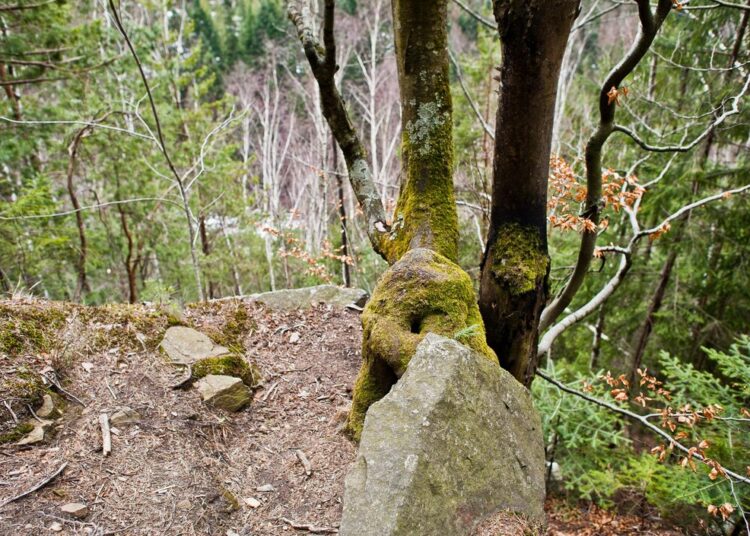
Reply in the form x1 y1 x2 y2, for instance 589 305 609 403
262 382 279 402
41 369 86 407
105 378 117 400
99 413 112 457
279 517 338 534
0 462 68 509
26 404 43 423
295 449 313 477
2 400 18 424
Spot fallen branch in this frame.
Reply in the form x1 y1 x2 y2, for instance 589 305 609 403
0 462 68 509
99 413 112 457
279 517 338 534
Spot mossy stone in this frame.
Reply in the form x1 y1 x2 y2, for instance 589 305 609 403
0 422 34 444
192 354 262 389
340 335 545 535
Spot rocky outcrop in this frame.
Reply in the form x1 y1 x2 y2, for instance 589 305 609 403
247 285 368 311
339 334 545 536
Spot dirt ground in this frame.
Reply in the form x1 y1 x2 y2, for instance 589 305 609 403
0 297 686 535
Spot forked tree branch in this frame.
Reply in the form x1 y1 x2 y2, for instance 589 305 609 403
612 68 750 152
540 0 674 331
288 0 390 260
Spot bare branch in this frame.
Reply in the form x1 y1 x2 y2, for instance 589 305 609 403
451 0 497 30
539 182 750 355
288 0 390 260
613 68 750 152
448 49 494 140
536 370 750 485
107 0 204 300
540 0 674 331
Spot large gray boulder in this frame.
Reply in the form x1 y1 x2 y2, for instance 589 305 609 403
339 334 545 536
248 285 368 311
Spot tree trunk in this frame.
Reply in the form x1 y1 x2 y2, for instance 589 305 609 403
628 248 678 385
345 0 496 439
333 133 351 287
479 0 580 386
380 0 459 263
67 127 92 302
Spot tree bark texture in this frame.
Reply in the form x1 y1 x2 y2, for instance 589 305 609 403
479 0 580 386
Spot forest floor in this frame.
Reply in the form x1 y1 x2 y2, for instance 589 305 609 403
0 296 685 535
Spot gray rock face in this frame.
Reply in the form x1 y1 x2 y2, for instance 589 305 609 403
248 285 368 311
160 326 230 365
195 375 252 412
340 334 545 536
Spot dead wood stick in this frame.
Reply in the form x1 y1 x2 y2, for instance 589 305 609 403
0 462 68 509
279 517 337 534
261 382 278 402
2 400 18 424
99 413 112 456
295 450 312 477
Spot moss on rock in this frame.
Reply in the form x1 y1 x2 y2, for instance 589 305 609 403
192 354 262 389
0 422 34 444
346 248 497 440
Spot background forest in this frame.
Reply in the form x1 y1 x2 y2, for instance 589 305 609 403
1 0 749 531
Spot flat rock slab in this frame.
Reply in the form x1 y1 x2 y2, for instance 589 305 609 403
195 375 252 412
160 326 230 365
340 334 545 536
247 285 368 311
61 503 88 519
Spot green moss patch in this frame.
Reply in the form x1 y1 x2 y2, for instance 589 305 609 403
192 354 262 388
488 223 549 295
346 248 497 440
0 422 34 444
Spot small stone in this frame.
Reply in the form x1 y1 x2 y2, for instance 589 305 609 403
244 497 261 508
61 502 89 519
289 332 300 344
195 375 252 412
176 499 191 510
49 521 63 532
256 484 275 493
81 362 94 373
17 419 53 445
160 326 230 365
36 394 61 419
110 407 141 427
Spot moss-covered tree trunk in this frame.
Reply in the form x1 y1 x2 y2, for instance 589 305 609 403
479 0 580 387
345 0 497 439
291 0 579 438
